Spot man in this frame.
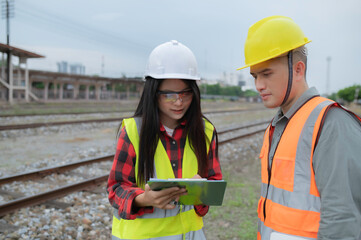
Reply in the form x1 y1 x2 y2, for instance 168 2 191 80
238 15 361 240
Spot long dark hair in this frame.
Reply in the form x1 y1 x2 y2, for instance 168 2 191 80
133 77 218 186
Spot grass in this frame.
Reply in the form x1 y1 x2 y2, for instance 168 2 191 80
203 138 262 240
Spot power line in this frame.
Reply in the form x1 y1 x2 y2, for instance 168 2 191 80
1 0 14 44
13 2 151 53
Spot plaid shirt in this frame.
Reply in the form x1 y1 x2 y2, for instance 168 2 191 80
107 120 222 220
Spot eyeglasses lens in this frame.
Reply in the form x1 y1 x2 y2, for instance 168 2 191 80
161 91 192 103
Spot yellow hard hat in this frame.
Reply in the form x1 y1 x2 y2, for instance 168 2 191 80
237 15 311 70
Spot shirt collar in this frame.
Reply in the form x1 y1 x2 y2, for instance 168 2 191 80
159 120 187 132
272 87 320 126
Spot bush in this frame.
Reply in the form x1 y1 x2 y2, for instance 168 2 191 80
337 85 361 103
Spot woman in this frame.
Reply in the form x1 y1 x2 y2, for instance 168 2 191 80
107 40 222 239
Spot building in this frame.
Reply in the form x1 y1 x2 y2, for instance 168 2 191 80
0 43 144 104
57 61 85 75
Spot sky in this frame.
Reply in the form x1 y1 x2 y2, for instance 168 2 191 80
1 0 361 95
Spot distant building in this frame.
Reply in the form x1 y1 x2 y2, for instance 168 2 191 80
69 63 86 75
57 61 68 73
57 61 85 75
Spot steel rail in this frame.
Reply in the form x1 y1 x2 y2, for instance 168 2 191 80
0 175 108 217
0 109 134 118
0 117 125 130
219 128 266 145
217 120 269 134
0 108 267 131
0 155 113 185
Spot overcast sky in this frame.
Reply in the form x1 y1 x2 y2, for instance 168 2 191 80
2 0 361 94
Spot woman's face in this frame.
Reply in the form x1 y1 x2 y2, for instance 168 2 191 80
157 79 193 129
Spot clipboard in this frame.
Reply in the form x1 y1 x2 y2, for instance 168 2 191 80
147 178 227 206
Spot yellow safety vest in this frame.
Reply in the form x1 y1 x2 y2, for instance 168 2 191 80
112 117 214 239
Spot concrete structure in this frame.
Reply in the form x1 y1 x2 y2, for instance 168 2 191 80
0 43 44 104
28 70 144 101
0 43 144 103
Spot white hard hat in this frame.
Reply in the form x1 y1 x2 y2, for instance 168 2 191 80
144 40 200 80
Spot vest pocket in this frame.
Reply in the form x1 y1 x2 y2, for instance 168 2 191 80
271 157 295 191
257 198 265 221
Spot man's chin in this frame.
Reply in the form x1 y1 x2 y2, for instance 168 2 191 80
263 101 278 109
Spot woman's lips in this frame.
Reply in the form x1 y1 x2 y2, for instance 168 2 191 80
172 109 183 114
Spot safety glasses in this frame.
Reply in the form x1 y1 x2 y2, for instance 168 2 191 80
157 89 193 103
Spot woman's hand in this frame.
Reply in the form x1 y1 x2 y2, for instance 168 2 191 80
134 184 187 209
192 174 202 179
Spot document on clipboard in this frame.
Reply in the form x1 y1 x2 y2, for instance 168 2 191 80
147 178 227 206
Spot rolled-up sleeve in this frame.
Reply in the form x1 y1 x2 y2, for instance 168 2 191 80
107 126 153 220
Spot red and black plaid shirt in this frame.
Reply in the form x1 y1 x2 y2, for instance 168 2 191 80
107 120 222 220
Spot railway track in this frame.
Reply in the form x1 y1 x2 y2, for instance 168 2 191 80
0 120 269 217
0 108 266 131
0 109 134 118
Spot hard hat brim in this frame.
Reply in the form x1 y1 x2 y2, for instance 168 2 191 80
236 40 311 71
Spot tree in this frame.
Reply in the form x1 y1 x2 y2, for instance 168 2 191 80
199 83 244 96
206 83 221 95
243 89 258 97
337 85 361 103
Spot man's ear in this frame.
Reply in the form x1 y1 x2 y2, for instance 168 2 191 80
294 61 305 81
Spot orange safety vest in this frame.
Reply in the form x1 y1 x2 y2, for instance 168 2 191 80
257 96 342 240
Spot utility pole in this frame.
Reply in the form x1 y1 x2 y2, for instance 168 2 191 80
101 55 104 76
326 56 331 97
354 88 360 104
1 0 14 100
1 0 14 44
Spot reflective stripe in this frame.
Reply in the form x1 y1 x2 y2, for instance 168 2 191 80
112 229 206 240
258 97 334 239
260 183 320 212
112 207 203 239
259 219 316 240
113 205 194 220
258 220 272 240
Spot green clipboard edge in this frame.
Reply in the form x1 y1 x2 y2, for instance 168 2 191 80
147 178 227 206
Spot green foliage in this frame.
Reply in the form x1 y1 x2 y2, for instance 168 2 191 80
337 85 361 102
200 83 244 96
114 83 126 92
243 89 258 97
32 82 44 89
221 85 243 96
328 92 337 101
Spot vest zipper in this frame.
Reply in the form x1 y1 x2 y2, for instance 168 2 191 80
263 130 273 220
262 96 322 221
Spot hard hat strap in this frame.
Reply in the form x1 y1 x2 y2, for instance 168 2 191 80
281 51 293 106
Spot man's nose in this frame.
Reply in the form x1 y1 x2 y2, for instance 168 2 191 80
255 78 265 92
